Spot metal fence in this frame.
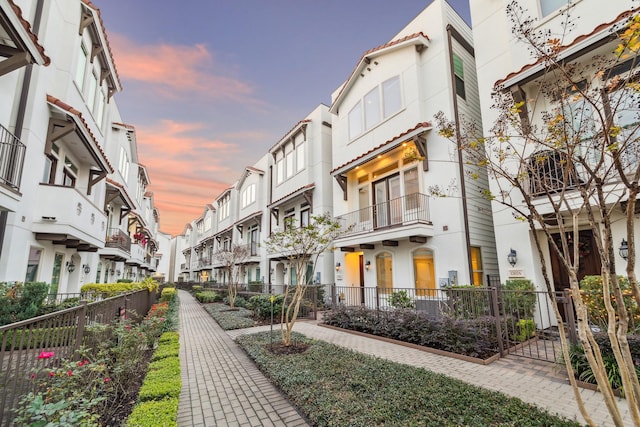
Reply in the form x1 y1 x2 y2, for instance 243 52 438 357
0 289 156 425
330 284 576 363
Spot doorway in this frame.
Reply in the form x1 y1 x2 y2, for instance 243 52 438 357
373 174 401 228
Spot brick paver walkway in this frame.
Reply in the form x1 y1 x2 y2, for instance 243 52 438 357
177 290 309 427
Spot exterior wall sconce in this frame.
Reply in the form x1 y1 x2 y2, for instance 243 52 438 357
335 262 341 271
66 261 76 273
116 269 121 277
365 260 371 270
82 264 91 274
620 239 629 261
507 248 517 267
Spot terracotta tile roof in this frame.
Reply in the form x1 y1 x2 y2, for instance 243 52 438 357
215 186 234 202
113 122 135 130
331 32 430 112
80 0 122 89
246 166 264 174
106 177 135 208
236 210 262 225
46 94 114 173
206 203 216 211
331 122 431 174
496 8 638 87
269 119 312 152
214 224 234 237
269 183 315 208
6 0 50 65
144 191 153 198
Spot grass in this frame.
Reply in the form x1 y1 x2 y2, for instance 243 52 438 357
237 332 582 427
204 303 255 330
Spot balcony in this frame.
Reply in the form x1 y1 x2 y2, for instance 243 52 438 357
335 193 433 247
101 228 131 261
32 184 107 249
0 124 26 192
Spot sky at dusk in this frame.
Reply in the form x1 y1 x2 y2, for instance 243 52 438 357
96 1 471 236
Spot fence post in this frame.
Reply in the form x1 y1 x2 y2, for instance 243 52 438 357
563 289 578 345
74 300 87 358
312 286 317 321
331 283 336 306
490 287 505 357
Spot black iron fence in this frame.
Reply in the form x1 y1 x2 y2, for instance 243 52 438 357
0 289 156 425
0 124 26 191
330 284 577 363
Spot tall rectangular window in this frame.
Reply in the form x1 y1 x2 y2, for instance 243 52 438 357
471 247 483 286
96 88 107 129
364 87 381 130
276 159 284 184
119 147 130 182
285 151 294 178
87 70 98 111
63 157 77 187
348 101 362 140
75 43 88 90
296 142 305 172
382 76 401 118
453 54 466 100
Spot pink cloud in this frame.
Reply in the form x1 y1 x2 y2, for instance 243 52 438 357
109 34 260 105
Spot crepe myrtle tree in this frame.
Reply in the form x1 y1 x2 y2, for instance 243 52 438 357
436 5 640 426
264 212 343 347
213 243 250 309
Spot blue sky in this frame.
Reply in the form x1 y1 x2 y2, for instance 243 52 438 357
96 0 471 235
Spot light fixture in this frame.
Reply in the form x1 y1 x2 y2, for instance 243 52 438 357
619 239 629 261
66 261 76 273
507 248 517 267
82 264 90 274
335 262 341 271
116 269 121 277
365 260 371 270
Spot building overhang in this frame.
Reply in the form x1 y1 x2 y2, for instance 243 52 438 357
334 223 434 251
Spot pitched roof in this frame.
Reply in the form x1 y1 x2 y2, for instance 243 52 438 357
268 183 315 209
4 0 50 65
269 119 312 153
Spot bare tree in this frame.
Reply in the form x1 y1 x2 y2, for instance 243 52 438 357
213 244 250 309
264 213 342 346
436 5 640 426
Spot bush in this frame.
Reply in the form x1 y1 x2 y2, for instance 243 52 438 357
388 290 414 309
503 279 536 319
580 275 639 331
323 305 499 359
237 332 580 427
223 295 248 308
195 291 221 303
444 285 491 319
126 399 178 427
0 282 49 325
204 303 255 330
512 319 536 342
248 294 285 320
117 279 134 283
191 285 203 293
160 287 177 303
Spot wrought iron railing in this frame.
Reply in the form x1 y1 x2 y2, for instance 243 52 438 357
105 228 131 252
0 124 26 191
336 193 431 237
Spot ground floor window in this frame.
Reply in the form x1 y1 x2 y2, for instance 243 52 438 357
471 247 483 286
413 249 435 296
25 247 42 282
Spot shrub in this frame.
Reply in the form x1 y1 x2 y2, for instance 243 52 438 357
81 283 147 297
580 275 639 331
248 294 285 320
117 279 134 283
191 285 203 293
0 282 49 325
503 279 537 319
126 399 178 427
223 295 248 308
388 290 414 309
444 285 491 319
248 282 263 293
512 319 536 342
323 305 499 359
195 291 221 303
204 303 255 330
160 287 177 303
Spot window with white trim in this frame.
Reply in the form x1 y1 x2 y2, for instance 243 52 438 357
75 43 88 90
296 142 305 172
539 0 569 17
87 68 98 112
452 54 466 100
241 184 256 208
276 158 284 184
285 151 294 179
219 195 230 220
204 216 212 232
63 157 77 187
348 75 402 140
96 88 107 129
42 143 59 184
119 147 130 182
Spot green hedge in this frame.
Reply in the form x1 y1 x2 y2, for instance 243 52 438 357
126 332 181 426
160 287 177 303
81 283 149 297
194 291 222 303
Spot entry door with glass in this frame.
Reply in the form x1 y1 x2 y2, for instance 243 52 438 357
373 174 401 229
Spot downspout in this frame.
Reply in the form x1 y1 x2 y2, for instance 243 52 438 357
0 0 45 260
446 24 474 285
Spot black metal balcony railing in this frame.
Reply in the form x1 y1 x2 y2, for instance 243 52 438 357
105 228 131 252
337 193 431 237
0 124 26 191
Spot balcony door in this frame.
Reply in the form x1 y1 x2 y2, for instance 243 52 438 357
373 174 401 229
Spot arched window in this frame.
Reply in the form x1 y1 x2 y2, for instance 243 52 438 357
413 249 435 297
376 252 393 294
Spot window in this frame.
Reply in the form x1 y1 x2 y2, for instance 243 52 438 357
276 158 284 184
204 216 212 231
284 208 295 230
364 87 381 130
348 101 362 139
96 88 107 129
413 249 435 296
540 0 569 17
248 226 259 256
241 184 256 208
25 247 42 282
296 142 305 172
285 151 294 179
87 69 98 111
376 252 393 294
218 196 230 220
470 247 483 286
119 147 130 182
453 54 466 100
382 76 401 118
300 207 310 227
63 157 77 187
404 167 420 211
75 43 88 90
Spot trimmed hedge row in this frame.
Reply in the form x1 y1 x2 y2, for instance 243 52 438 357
126 331 181 427
204 303 255 330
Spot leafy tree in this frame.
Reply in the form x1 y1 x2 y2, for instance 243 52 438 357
436 5 640 425
264 213 342 346
213 244 250 309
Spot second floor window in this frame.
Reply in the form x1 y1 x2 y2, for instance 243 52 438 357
241 184 256 208
119 147 130 182
539 0 569 17
63 157 77 188
453 54 466 100
75 43 88 90
349 75 402 140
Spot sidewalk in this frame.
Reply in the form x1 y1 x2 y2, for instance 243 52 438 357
227 324 632 427
177 290 309 427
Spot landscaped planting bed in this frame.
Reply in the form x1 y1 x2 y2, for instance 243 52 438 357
237 332 581 427
323 305 500 360
204 303 255 330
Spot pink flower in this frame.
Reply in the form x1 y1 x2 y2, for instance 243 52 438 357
48 372 55 377
67 371 73 376
104 378 110 383
30 374 35 379
77 360 89 367
38 351 54 359
125 325 131 330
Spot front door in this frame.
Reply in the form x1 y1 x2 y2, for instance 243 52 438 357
373 174 401 229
